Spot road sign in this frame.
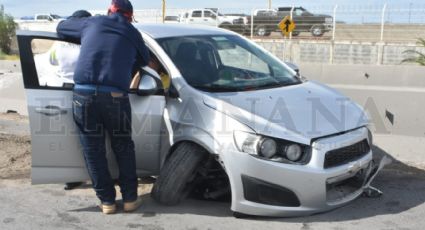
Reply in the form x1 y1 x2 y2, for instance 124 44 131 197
278 16 296 37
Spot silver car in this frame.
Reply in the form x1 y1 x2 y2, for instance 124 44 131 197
17 24 381 217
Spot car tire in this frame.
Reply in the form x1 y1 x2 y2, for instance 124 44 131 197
151 142 208 205
255 25 270 36
311 25 325 37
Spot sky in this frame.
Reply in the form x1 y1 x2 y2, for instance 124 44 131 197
1 0 424 20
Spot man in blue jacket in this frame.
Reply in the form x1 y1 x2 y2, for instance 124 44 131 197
56 0 149 214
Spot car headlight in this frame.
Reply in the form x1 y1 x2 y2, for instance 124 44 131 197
258 138 277 158
325 17 333 23
285 144 302 161
367 128 373 146
233 131 310 164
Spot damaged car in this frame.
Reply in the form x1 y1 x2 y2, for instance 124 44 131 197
17 24 388 217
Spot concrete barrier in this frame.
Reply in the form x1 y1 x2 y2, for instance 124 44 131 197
256 39 425 66
299 63 425 165
299 63 425 136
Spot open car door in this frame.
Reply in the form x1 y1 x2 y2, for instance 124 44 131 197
17 30 166 184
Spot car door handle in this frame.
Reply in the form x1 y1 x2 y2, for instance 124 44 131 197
204 19 208 21
190 19 194 21
35 106 67 116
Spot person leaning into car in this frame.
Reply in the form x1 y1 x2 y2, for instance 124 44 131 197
56 0 149 214
130 53 170 91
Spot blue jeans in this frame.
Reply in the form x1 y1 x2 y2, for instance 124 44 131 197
72 90 137 204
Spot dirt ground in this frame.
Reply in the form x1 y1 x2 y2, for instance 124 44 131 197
0 113 31 180
0 133 31 180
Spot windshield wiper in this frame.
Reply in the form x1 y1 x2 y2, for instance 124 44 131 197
255 81 301 90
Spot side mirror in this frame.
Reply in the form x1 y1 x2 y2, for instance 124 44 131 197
168 83 179 99
137 67 163 96
284 62 300 76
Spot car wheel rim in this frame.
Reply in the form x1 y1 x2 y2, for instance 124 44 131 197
257 28 266 36
313 27 322 36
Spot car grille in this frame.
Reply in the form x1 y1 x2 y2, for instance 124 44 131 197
324 139 370 169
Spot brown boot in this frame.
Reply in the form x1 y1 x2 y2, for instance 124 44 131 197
100 203 116 215
123 198 142 212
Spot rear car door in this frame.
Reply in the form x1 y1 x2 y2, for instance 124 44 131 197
17 30 165 184
188 10 203 24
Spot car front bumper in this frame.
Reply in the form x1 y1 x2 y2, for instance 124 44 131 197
222 127 376 217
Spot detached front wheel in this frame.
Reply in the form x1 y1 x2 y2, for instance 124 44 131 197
152 142 207 205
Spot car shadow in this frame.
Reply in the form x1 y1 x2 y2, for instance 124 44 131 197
68 194 233 217
69 145 425 221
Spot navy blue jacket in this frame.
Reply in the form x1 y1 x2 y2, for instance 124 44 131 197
56 13 150 92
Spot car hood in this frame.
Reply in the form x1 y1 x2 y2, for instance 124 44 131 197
203 81 368 145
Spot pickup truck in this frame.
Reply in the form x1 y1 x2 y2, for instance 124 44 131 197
19 14 64 22
179 9 245 30
247 7 333 37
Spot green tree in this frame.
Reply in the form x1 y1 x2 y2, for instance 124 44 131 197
402 38 425 66
0 5 17 54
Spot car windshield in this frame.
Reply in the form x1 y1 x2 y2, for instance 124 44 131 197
157 35 300 92
51 14 61 19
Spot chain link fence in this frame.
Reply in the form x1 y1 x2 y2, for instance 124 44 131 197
128 4 425 65
16 5 425 65
132 4 425 43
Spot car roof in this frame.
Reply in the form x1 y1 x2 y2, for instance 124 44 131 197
15 24 234 41
134 23 232 39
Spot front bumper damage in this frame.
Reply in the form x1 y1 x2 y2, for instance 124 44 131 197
222 127 391 217
326 155 391 204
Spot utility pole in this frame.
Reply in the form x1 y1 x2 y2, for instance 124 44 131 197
162 0 166 23
269 0 272 9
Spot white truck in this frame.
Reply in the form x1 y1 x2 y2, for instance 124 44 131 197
16 14 64 32
180 9 244 28
19 14 64 22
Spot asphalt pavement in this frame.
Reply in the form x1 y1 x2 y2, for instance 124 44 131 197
0 114 424 230
0 160 424 230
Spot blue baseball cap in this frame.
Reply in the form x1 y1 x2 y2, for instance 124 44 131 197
71 10 92 18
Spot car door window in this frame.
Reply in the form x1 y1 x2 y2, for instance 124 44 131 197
192 11 202 18
32 39 80 88
204 10 213 18
36 15 47 20
294 9 303 16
